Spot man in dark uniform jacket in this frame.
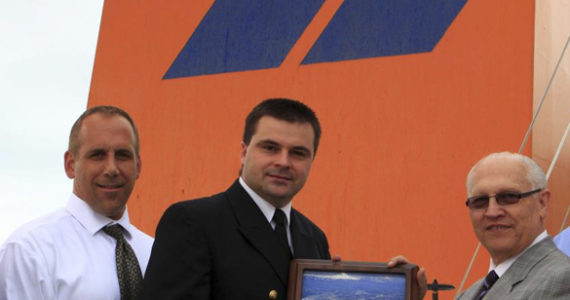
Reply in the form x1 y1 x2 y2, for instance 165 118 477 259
142 98 330 299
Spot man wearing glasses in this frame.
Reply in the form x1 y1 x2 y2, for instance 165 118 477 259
457 152 570 299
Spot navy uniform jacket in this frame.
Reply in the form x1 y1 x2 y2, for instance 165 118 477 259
142 180 330 299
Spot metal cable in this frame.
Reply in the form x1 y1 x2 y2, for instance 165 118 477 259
546 120 570 180
518 33 570 153
550 121 570 232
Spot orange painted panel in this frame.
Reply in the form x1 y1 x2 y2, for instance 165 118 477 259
89 1 534 298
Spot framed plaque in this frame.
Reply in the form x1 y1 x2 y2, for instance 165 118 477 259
287 259 419 300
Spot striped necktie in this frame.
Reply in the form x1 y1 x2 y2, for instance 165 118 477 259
476 270 499 300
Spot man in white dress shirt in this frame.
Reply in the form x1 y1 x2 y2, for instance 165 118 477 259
0 106 153 299
457 152 570 299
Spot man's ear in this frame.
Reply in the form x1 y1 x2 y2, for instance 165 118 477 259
136 154 142 179
240 142 248 164
64 151 76 179
537 189 551 222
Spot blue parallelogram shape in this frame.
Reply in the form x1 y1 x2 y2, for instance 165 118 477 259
164 0 325 79
302 0 468 65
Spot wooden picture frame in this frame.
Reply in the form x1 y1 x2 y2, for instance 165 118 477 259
287 259 419 300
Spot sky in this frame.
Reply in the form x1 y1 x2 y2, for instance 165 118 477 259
0 1 104 243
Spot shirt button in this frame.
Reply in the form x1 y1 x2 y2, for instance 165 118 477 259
268 289 278 299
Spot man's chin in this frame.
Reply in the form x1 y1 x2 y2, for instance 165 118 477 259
485 242 516 257
101 206 126 220
262 190 294 206
265 187 294 198
266 177 293 187
96 198 127 218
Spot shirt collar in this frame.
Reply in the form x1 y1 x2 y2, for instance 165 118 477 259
489 230 548 277
66 193 133 238
239 177 292 226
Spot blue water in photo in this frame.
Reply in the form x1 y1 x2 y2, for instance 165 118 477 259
301 270 406 300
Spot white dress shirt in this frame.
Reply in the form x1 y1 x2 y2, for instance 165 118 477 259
239 177 293 252
0 194 154 300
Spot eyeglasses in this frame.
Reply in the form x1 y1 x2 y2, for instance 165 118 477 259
465 188 542 210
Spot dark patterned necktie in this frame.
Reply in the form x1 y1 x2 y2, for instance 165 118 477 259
272 209 292 258
103 224 143 300
476 270 499 300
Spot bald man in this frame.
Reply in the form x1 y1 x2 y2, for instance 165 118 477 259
457 152 570 299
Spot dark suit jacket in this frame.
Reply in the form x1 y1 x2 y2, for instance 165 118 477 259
457 237 570 300
142 180 330 300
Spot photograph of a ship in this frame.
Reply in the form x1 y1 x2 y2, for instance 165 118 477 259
300 270 406 300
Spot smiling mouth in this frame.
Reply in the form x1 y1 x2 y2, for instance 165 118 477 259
267 174 292 181
97 183 124 189
486 225 511 231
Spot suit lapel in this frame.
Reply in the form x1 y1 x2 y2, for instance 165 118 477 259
225 181 291 285
290 210 319 258
485 237 556 299
458 278 484 300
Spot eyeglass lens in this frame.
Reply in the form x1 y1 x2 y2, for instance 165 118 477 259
469 193 521 209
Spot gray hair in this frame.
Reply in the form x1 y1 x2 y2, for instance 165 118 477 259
466 152 547 195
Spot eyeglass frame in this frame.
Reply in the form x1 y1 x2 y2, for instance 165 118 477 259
465 188 543 210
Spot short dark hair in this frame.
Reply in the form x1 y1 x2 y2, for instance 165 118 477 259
243 98 321 155
68 105 140 155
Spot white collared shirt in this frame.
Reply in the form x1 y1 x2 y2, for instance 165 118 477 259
0 194 154 300
488 230 549 277
239 177 294 252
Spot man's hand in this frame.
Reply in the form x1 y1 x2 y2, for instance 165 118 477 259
388 255 427 300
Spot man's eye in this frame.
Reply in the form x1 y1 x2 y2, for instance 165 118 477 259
90 152 105 159
497 193 520 204
290 150 308 158
116 152 133 160
471 197 489 208
262 145 278 152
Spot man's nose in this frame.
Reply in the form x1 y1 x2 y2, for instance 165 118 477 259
104 157 119 176
484 196 504 217
275 150 291 167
